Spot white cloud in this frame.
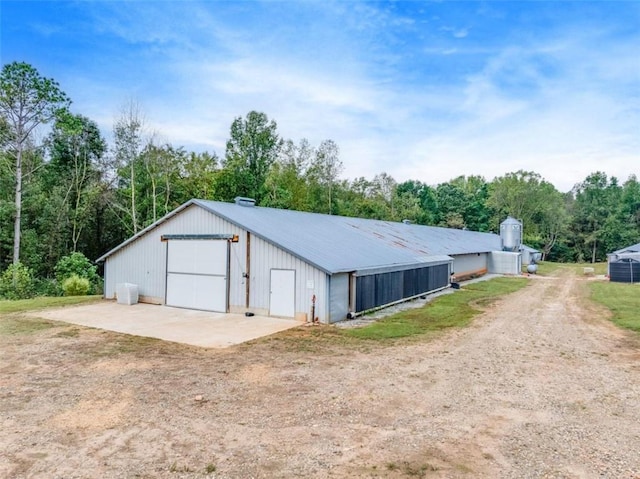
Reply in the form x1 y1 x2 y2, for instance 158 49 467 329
35 1 638 193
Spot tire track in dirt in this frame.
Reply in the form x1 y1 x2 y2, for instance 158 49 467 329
1 273 639 478
346 274 640 478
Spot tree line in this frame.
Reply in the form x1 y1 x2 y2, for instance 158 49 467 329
1 62 639 296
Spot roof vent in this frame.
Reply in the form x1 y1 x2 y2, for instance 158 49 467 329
234 197 256 207
402 219 413 225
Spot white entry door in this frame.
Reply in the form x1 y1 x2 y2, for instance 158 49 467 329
166 240 228 312
269 269 295 317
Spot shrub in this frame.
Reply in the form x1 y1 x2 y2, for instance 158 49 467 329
62 274 90 296
0 262 35 300
33 277 63 297
55 252 100 293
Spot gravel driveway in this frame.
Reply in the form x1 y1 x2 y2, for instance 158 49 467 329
1 271 639 478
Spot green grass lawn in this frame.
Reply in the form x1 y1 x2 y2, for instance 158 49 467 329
588 281 640 333
567 262 608 276
531 261 607 277
0 316 60 335
344 277 529 341
0 295 102 336
0 295 102 315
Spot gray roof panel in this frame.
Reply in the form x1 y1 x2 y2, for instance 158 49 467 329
194 199 499 274
612 242 640 255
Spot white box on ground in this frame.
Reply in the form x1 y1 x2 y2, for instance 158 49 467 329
116 283 139 305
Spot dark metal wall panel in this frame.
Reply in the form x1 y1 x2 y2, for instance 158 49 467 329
430 263 450 290
355 263 451 312
610 260 640 283
356 275 377 311
375 271 404 306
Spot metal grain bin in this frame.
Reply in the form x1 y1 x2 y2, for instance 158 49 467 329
500 217 522 252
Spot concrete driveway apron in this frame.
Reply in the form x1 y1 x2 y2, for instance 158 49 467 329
31 301 301 348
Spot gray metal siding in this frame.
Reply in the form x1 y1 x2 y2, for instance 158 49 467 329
328 273 349 323
249 234 328 322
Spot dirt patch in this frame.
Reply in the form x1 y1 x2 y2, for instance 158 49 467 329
50 388 133 431
1 273 639 478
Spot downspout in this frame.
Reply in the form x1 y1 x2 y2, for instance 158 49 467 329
245 232 251 308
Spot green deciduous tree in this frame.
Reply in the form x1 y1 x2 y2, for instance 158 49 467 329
138 139 185 224
180 151 219 200
432 176 490 230
45 111 106 253
570 172 622 263
112 101 145 234
488 170 569 258
488 171 544 228
263 139 314 210
307 139 343 214
0 62 70 267
218 111 282 203
620 175 640 233
396 180 438 225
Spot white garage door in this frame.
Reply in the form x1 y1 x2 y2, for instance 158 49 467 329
166 239 228 312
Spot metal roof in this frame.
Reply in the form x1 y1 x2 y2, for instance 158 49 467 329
501 216 522 226
98 199 503 274
194 199 499 274
612 242 640 255
520 244 539 253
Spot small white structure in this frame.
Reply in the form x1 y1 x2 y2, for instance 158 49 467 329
116 283 139 305
488 251 522 275
520 244 541 265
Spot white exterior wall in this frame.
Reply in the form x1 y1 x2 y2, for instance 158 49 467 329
452 253 489 277
488 251 522 275
104 205 245 304
248 234 328 322
103 204 331 322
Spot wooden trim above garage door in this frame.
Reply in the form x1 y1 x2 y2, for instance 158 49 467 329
161 234 236 241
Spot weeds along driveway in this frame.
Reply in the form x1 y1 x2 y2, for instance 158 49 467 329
29 301 301 347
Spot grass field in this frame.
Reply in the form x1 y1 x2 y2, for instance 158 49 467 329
588 281 640 332
532 261 608 276
0 295 102 315
344 277 529 341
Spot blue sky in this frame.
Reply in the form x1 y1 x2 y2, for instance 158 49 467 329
1 1 639 192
